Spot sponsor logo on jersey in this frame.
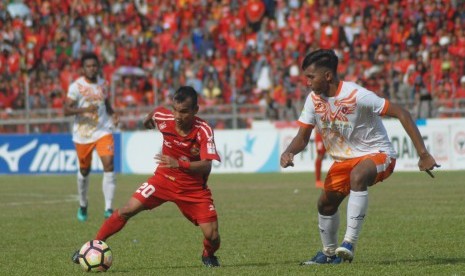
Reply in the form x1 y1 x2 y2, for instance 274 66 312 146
173 140 188 147
207 142 216 154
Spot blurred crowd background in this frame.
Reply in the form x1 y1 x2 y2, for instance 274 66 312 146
1 0 465 133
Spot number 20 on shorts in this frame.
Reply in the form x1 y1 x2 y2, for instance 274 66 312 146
136 183 156 198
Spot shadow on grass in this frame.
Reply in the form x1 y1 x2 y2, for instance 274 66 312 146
379 256 465 265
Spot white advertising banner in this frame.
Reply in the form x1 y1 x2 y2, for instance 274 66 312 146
211 130 280 173
122 130 280 174
122 118 465 174
123 131 163 174
448 124 465 169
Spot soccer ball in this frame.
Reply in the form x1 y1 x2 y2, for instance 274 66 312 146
78 240 113 272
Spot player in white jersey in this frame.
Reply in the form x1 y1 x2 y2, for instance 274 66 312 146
281 49 439 264
64 52 119 222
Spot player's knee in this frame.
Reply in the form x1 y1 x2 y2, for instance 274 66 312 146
80 168 90 176
205 230 219 242
202 224 219 241
317 200 338 216
118 201 143 219
102 161 114 172
103 164 114 172
350 171 371 191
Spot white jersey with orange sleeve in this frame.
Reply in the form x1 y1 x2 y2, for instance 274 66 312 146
67 76 114 144
298 81 397 161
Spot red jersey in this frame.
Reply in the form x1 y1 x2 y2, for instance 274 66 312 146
151 107 221 190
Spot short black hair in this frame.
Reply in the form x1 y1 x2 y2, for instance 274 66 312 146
301 49 338 74
81 52 99 66
173 86 198 108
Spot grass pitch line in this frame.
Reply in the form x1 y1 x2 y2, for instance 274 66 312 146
0 195 78 207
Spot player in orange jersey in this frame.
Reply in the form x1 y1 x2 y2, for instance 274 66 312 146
281 49 439 265
64 52 119 222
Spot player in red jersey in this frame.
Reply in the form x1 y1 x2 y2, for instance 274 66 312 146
72 86 222 267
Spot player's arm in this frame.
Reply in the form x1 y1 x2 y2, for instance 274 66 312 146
143 110 156 129
280 126 313 168
384 102 440 176
63 98 97 116
154 154 212 174
182 159 212 175
104 98 119 126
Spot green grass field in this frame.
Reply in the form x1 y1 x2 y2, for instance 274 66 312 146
0 171 464 275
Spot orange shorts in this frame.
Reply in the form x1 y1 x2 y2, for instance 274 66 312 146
315 132 326 155
325 153 396 195
74 134 114 169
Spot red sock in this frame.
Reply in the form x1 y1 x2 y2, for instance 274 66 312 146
315 158 322 181
95 210 127 241
202 238 220 257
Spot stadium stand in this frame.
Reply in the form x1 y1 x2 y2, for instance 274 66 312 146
0 0 464 133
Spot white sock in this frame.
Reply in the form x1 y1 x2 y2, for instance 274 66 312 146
318 211 340 256
77 171 89 207
102 172 116 210
344 190 368 244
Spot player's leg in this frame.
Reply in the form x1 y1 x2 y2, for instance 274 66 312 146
335 158 375 262
95 197 145 241
302 160 350 265
174 189 220 267
74 142 95 221
72 196 146 265
199 221 221 267
96 179 165 241
336 154 396 262
302 190 346 265
96 134 116 218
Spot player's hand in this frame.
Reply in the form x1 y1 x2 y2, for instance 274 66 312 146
418 152 440 178
280 152 295 168
154 154 178 168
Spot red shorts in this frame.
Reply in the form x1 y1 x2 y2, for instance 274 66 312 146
315 132 326 155
325 153 396 195
132 174 217 225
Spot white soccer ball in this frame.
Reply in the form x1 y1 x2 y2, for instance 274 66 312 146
78 240 113 272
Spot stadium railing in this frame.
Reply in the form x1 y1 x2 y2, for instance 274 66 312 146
0 103 269 133
0 99 463 134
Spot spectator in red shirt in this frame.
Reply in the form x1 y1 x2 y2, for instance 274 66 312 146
245 0 266 32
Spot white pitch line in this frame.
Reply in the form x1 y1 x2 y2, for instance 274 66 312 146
0 195 78 207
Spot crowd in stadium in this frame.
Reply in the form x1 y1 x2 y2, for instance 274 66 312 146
1 0 465 130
